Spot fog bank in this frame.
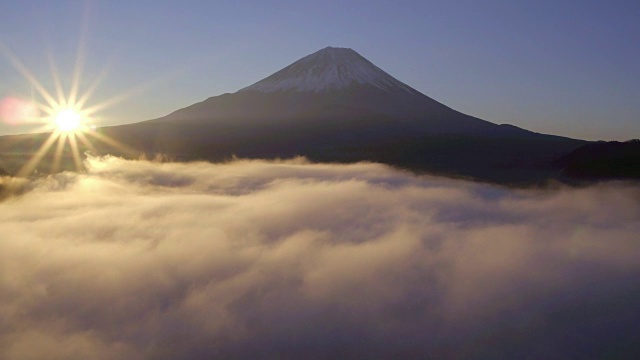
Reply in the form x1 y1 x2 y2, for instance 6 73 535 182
1 156 639 359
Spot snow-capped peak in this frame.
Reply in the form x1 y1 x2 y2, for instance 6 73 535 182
239 47 416 94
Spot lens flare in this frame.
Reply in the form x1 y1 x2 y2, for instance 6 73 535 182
1 31 147 176
0 97 39 125
0 50 135 177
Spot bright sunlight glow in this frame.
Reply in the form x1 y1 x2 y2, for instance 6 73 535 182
0 37 137 176
54 108 83 132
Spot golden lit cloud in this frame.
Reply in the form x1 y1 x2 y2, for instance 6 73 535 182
0 158 638 359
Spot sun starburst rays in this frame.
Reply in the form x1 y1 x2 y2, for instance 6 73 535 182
51 132 68 174
1 40 140 177
16 131 59 177
46 49 68 108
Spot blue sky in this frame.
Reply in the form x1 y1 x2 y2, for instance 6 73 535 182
0 0 638 140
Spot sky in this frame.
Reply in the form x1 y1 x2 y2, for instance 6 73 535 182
1 156 640 358
0 0 638 140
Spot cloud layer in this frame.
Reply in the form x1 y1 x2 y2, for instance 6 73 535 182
1 156 639 359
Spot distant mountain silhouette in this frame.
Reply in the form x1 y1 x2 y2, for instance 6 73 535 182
555 139 640 180
1 46 636 185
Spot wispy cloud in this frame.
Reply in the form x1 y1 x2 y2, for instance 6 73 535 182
1 157 639 359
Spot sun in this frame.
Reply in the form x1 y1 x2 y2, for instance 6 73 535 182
1 37 142 176
53 108 84 132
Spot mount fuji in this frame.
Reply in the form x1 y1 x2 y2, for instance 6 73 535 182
241 47 416 93
1 47 602 184
152 46 529 136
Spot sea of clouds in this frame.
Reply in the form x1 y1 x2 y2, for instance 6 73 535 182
1 156 639 359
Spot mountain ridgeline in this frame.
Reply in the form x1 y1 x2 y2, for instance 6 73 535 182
0 47 634 185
